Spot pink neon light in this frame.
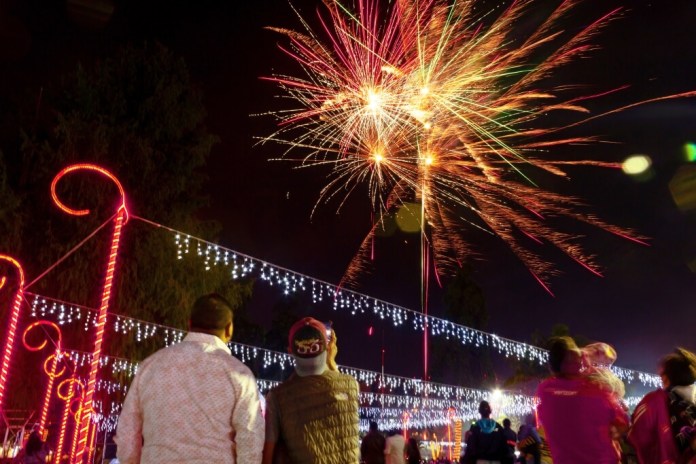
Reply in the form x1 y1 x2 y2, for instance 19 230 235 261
70 393 85 462
52 164 129 464
56 378 81 464
0 255 25 412
51 164 127 218
23 320 63 435
73 208 125 463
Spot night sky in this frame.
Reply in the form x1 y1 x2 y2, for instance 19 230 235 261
2 0 695 381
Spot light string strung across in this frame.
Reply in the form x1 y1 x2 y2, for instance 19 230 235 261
28 294 651 414
133 215 661 387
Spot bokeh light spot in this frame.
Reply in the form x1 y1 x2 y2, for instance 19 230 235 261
622 155 652 175
395 202 422 233
685 142 696 162
668 165 696 212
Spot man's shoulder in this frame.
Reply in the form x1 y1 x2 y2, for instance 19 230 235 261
640 388 667 406
329 370 359 387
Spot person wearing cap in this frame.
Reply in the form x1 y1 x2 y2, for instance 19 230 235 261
115 294 264 464
628 347 696 464
535 336 629 464
262 317 360 464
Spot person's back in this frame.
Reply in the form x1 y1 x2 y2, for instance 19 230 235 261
22 431 48 464
467 418 505 462
270 369 360 463
536 375 625 464
263 317 360 464
463 400 505 464
501 419 516 464
361 422 386 464
536 336 627 464
115 294 264 464
126 339 259 461
628 347 696 464
385 432 406 464
405 438 420 464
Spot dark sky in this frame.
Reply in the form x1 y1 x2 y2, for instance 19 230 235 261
1 0 695 381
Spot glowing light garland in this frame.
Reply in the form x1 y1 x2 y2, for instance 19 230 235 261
164 227 661 387
29 292 662 411
0 255 25 412
51 163 129 464
28 292 650 438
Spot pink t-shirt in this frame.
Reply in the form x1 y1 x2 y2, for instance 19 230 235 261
536 375 628 464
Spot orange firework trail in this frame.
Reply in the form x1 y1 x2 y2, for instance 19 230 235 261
260 0 693 291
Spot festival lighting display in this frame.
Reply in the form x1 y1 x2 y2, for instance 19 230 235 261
259 0 696 294
22 320 65 435
164 230 661 387
0 255 25 411
56 378 82 464
27 292 650 439
50 164 129 464
29 292 662 401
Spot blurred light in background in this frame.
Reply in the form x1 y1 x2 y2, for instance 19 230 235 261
669 165 696 212
622 155 652 175
685 142 696 163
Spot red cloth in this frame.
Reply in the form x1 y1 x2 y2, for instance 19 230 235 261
536 375 628 464
628 389 680 464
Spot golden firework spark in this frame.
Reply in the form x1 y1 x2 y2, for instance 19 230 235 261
260 0 694 292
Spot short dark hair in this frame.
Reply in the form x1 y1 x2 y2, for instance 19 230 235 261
478 400 492 417
369 421 379 432
190 293 233 332
661 347 696 387
503 418 511 428
548 336 579 374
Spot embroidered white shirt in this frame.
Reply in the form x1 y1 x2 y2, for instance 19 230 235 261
115 332 264 464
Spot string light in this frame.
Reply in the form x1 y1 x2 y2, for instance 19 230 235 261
163 228 661 387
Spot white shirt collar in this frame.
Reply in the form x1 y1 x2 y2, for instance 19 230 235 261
183 331 231 354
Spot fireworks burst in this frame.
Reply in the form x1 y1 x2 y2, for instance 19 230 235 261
260 0 692 292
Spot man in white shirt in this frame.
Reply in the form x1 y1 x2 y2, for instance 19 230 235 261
384 430 406 464
115 293 264 464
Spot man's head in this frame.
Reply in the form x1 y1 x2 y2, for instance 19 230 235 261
548 336 583 376
478 400 492 418
288 317 329 376
503 418 511 429
189 293 234 343
369 421 379 433
660 347 696 388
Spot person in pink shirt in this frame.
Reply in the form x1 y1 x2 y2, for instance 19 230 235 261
536 336 628 464
628 347 696 464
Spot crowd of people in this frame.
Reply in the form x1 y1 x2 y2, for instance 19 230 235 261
11 293 689 464
460 337 696 464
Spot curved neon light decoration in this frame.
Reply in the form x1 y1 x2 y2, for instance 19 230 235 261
56 378 82 464
51 164 127 218
51 163 128 463
23 320 64 435
0 255 25 413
